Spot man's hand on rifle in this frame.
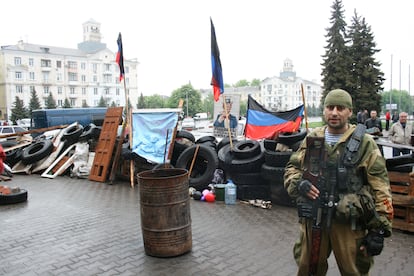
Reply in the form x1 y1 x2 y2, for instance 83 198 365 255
298 179 320 200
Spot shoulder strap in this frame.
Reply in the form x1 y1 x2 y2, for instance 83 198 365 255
343 124 366 166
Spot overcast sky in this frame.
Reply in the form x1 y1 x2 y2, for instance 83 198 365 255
1 0 412 96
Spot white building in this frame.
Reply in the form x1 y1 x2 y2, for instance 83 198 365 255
0 19 139 121
261 58 322 111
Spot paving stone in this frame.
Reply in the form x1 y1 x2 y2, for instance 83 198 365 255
0 174 413 275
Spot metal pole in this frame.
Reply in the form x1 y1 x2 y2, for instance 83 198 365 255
390 54 393 111
399 60 402 112
186 90 189 117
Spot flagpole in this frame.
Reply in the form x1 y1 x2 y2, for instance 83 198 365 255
300 83 309 132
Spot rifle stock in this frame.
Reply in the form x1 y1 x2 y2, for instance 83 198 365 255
302 136 326 276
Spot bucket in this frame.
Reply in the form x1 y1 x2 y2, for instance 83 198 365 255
137 168 192 257
214 184 226 201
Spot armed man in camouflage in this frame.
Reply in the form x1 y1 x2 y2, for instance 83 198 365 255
284 89 393 275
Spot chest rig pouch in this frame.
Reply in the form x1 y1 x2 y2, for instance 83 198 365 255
335 124 368 228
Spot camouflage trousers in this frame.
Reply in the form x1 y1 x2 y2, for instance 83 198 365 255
293 220 374 276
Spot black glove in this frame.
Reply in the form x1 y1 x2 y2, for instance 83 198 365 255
298 179 312 197
362 230 385 256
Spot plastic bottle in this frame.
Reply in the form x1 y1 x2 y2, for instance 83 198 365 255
225 179 237 205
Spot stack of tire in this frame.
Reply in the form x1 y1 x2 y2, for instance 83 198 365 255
261 129 307 207
173 130 219 191
218 139 267 200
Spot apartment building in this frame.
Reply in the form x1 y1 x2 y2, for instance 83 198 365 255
261 58 322 111
0 19 139 121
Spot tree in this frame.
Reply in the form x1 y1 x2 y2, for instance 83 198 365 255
202 94 214 119
234 79 249 87
45 93 57 109
167 84 202 117
97 96 107 107
321 0 352 105
110 101 117 107
250 79 261 86
382 90 412 114
137 92 146 109
347 10 384 117
63 98 72 108
145 94 167 108
82 100 89 107
28 89 41 116
10 96 28 124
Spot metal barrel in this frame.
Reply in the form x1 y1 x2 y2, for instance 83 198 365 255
137 168 192 257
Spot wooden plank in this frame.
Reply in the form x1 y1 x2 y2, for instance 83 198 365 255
89 107 123 182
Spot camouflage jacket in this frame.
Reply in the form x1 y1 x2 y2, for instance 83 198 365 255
284 124 393 233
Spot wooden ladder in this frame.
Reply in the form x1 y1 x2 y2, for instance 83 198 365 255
89 107 124 182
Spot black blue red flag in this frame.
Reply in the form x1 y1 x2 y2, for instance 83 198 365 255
210 18 224 102
116 32 125 82
245 95 304 140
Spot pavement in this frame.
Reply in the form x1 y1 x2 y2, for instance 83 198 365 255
1 174 414 276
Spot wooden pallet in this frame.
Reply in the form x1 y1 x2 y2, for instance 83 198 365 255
388 170 414 232
89 107 124 182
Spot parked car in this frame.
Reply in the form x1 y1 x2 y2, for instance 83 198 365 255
0 125 28 142
181 117 195 129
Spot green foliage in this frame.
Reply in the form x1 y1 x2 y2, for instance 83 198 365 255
28 89 41 116
250 79 261 86
137 93 145 108
321 0 384 115
82 100 89 107
240 100 247 117
45 94 57 109
167 84 202 117
10 96 28 124
202 94 214 119
63 98 71 108
110 101 117 107
381 90 412 114
144 94 167 108
234 79 249 87
97 96 107 107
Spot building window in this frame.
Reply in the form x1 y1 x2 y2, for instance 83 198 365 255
82 100 87 106
56 60 62 68
81 62 86 70
70 87 75 94
70 99 76 106
93 75 97 82
104 63 111 71
92 63 98 73
58 87 63 94
82 88 86 95
29 58 34 67
93 88 98 95
81 75 86 82
68 73 77 81
43 86 50 94
68 61 77 69
15 72 23 80
43 72 49 83
116 88 120 96
29 72 35 80
16 85 23 93
30 86 35 93
104 88 110 95
103 75 111 83
41 59 51 67
57 99 63 107
14 57 22 65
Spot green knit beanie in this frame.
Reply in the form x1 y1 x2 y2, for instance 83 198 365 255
324 89 353 109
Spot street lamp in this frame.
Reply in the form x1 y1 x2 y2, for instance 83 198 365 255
186 90 189 117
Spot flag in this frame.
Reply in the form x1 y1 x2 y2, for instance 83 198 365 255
132 111 178 164
116 32 125 82
210 18 224 102
245 95 304 140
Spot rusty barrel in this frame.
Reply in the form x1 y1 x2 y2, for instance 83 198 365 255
137 168 192 257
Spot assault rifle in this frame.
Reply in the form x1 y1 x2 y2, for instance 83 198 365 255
299 136 327 276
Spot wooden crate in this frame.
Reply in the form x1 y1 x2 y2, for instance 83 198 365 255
388 171 414 232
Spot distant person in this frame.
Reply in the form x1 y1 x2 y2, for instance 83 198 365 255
365 110 382 135
361 109 369 123
385 110 391 131
357 109 363 124
392 111 399 123
388 112 414 156
213 98 238 129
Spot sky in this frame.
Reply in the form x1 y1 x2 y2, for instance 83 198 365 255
1 0 413 96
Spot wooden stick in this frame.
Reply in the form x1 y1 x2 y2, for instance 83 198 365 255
188 145 200 179
300 83 309 132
